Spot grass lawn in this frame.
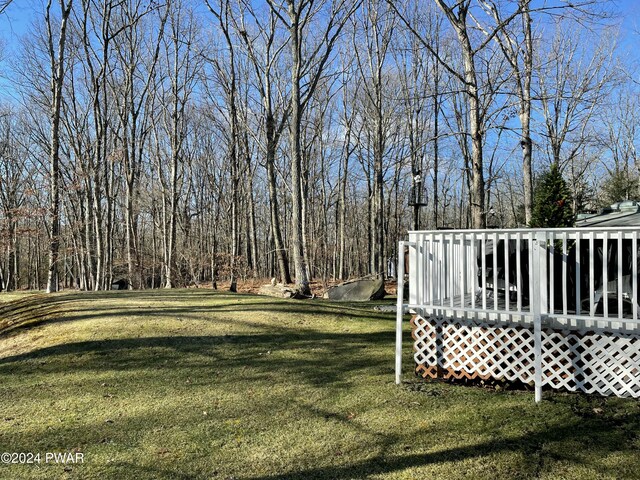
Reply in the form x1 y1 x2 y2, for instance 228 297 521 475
0 290 639 479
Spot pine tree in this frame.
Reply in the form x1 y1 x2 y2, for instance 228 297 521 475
530 162 574 228
600 169 640 206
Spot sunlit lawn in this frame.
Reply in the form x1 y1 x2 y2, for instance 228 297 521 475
0 290 639 479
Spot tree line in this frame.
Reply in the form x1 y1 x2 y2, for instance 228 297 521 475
0 0 635 293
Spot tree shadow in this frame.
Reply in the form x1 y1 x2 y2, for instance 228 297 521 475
243 403 640 480
2 290 638 479
0 328 396 389
0 294 68 337
3 382 637 480
0 290 395 340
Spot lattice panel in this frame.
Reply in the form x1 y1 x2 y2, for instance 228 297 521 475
542 331 640 397
412 314 640 398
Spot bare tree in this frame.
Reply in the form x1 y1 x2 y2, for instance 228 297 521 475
537 20 618 211
600 86 639 180
475 0 534 224
109 1 169 289
0 1 11 15
336 54 359 280
0 108 28 291
69 0 126 290
0 0 635 295
391 0 527 228
393 2 446 230
234 0 292 284
352 0 395 277
267 0 361 295
45 0 73 293
206 0 242 291
158 2 200 288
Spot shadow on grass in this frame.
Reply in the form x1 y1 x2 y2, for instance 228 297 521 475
3 370 638 480
0 290 394 340
2 290 638 479
0 329 393 389
0 294 68 338
243 410 640 480
56 304 392 326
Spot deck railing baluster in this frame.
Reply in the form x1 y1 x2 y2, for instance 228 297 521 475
576 231 581 316
471 233 477 309
562 232 568 316
505 232 510 313
516 233 522 313
422 235 427 306
589 233 595 318
634 231 638 329
618 234 623 320
604 233 609 322
528 232 534 313
439 233 445 306
549 232 555 314
482 233 487 311
449 234 454 308
493 232 499 311
417 235 423 306
460 234 466 309
430 234 434 307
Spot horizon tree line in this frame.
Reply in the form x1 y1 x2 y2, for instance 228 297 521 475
0 0 636 293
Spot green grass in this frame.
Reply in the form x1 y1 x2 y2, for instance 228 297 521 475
0 290 639 479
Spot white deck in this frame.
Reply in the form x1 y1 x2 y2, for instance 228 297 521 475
396 227 640 400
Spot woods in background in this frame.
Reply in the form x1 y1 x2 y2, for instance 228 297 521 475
0 0 635 292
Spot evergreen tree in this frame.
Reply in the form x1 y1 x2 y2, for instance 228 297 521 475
600 169 640 206
530 162 574 228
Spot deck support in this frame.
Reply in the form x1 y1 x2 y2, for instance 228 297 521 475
395 241 406 385
533 232 547 403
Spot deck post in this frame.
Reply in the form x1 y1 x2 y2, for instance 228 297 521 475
395 240 406 385
533 232 546 403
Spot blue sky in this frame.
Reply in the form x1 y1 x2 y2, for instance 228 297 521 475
1 0 639 44
1 0 34 43
0 0 638 102
0 0 38 102
618 0 640 29
1 0 638 56
613 0 639 50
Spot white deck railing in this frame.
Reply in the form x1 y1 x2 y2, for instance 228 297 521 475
396 227 640 401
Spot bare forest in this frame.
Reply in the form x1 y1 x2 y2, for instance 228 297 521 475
0 0 635 293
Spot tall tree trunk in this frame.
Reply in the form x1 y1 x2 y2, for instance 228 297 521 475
520 0 533 225
338 129 350 280
211 0 240 292
165 38 183 289
372 56 385 278
459 35 485 229
125 172 135 289
433 60 440 229
245 140 259 278
6 217 15 291
372 135 384 277
288 4 311 295
165 133 179 288
46 0 73 294
266 135 291 284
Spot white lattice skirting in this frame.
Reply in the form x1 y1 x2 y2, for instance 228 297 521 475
412 314 640 398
